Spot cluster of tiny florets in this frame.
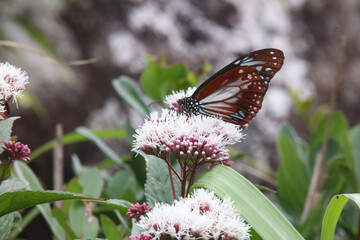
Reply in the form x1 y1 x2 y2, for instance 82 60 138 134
133 109 244 166
129 233 153 240
0 62 29 105
126 203 153 222
135 189 251 240
1 140 31 162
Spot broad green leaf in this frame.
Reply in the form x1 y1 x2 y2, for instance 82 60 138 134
192 165 304 240
350 125 360 188
100 215 123 240
0 190 102 217
277 136 309 213
68 200 99 238
53 208 77 239
0 212 13 240
0 178 28 194
144 155 181 205
140 61 193 101
321 194 360 240
0 117 19 154
76 127 124 167
105 168 138 199
30 129 125 160
13 161 65 239
79 168 104 198
112 76 150 117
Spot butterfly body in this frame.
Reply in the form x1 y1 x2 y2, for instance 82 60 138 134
178 48 284 126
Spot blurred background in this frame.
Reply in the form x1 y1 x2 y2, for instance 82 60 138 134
0 0 359 238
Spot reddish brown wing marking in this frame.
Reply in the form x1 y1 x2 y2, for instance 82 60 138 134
193 48 284 126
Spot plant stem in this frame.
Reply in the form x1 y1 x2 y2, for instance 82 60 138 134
301 36 347 222
166 155 177 200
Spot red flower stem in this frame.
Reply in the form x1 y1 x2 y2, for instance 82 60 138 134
166 155 177 200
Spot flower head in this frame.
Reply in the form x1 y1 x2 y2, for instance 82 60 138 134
0 62 29 104
133 109 244 166
129 233 153 240
136 188 251 240
163 87 196 112
126 202 153 222
2 140 31 162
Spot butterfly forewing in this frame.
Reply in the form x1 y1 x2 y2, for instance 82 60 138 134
190 48 284 126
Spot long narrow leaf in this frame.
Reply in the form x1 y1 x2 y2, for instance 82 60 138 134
112 76 150 117
76 127 124 167
321 194 360 240
192 165 304 240
30 129 125 160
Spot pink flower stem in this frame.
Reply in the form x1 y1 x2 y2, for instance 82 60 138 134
166 154 177 200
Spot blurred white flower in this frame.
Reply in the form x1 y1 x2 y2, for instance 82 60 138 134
137 188 251 240
0 62 29 105
133 109 244 166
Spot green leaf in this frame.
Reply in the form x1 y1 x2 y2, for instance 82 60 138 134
79 168 104 198
0 163 11 181
0 117 19 154
0 190 102 217
112 76 150 117
310 112 349 161
277 136 309 213
30 129 126 160
100 215 123 240
13 161 65 239
321 194 360 240
140 61 193 101
53 208 78 239
350 126 360 187
106 169 138 199
144 155 181 205
0 213 13 240
68 200 99 238
76 127 124 167
192 165 304 240
0 178 28 194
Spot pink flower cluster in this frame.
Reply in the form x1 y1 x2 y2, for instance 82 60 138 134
0 62 29 104
2 140 31 162
129 233 153 240
126 203 153 222
133 109 244 167
163 135 232 166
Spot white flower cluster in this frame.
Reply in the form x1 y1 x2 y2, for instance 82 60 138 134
0 62 29 105
132 108 244 160
137 188 251 240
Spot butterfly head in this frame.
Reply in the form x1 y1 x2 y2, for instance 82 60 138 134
177 97 200 115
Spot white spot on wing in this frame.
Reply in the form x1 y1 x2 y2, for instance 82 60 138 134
256 66 263 71
234 60 241 65
239 69 244 73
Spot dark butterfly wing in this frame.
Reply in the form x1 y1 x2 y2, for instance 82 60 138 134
192 48 284 126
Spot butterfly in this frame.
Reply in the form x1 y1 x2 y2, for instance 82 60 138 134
177 48 284 127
